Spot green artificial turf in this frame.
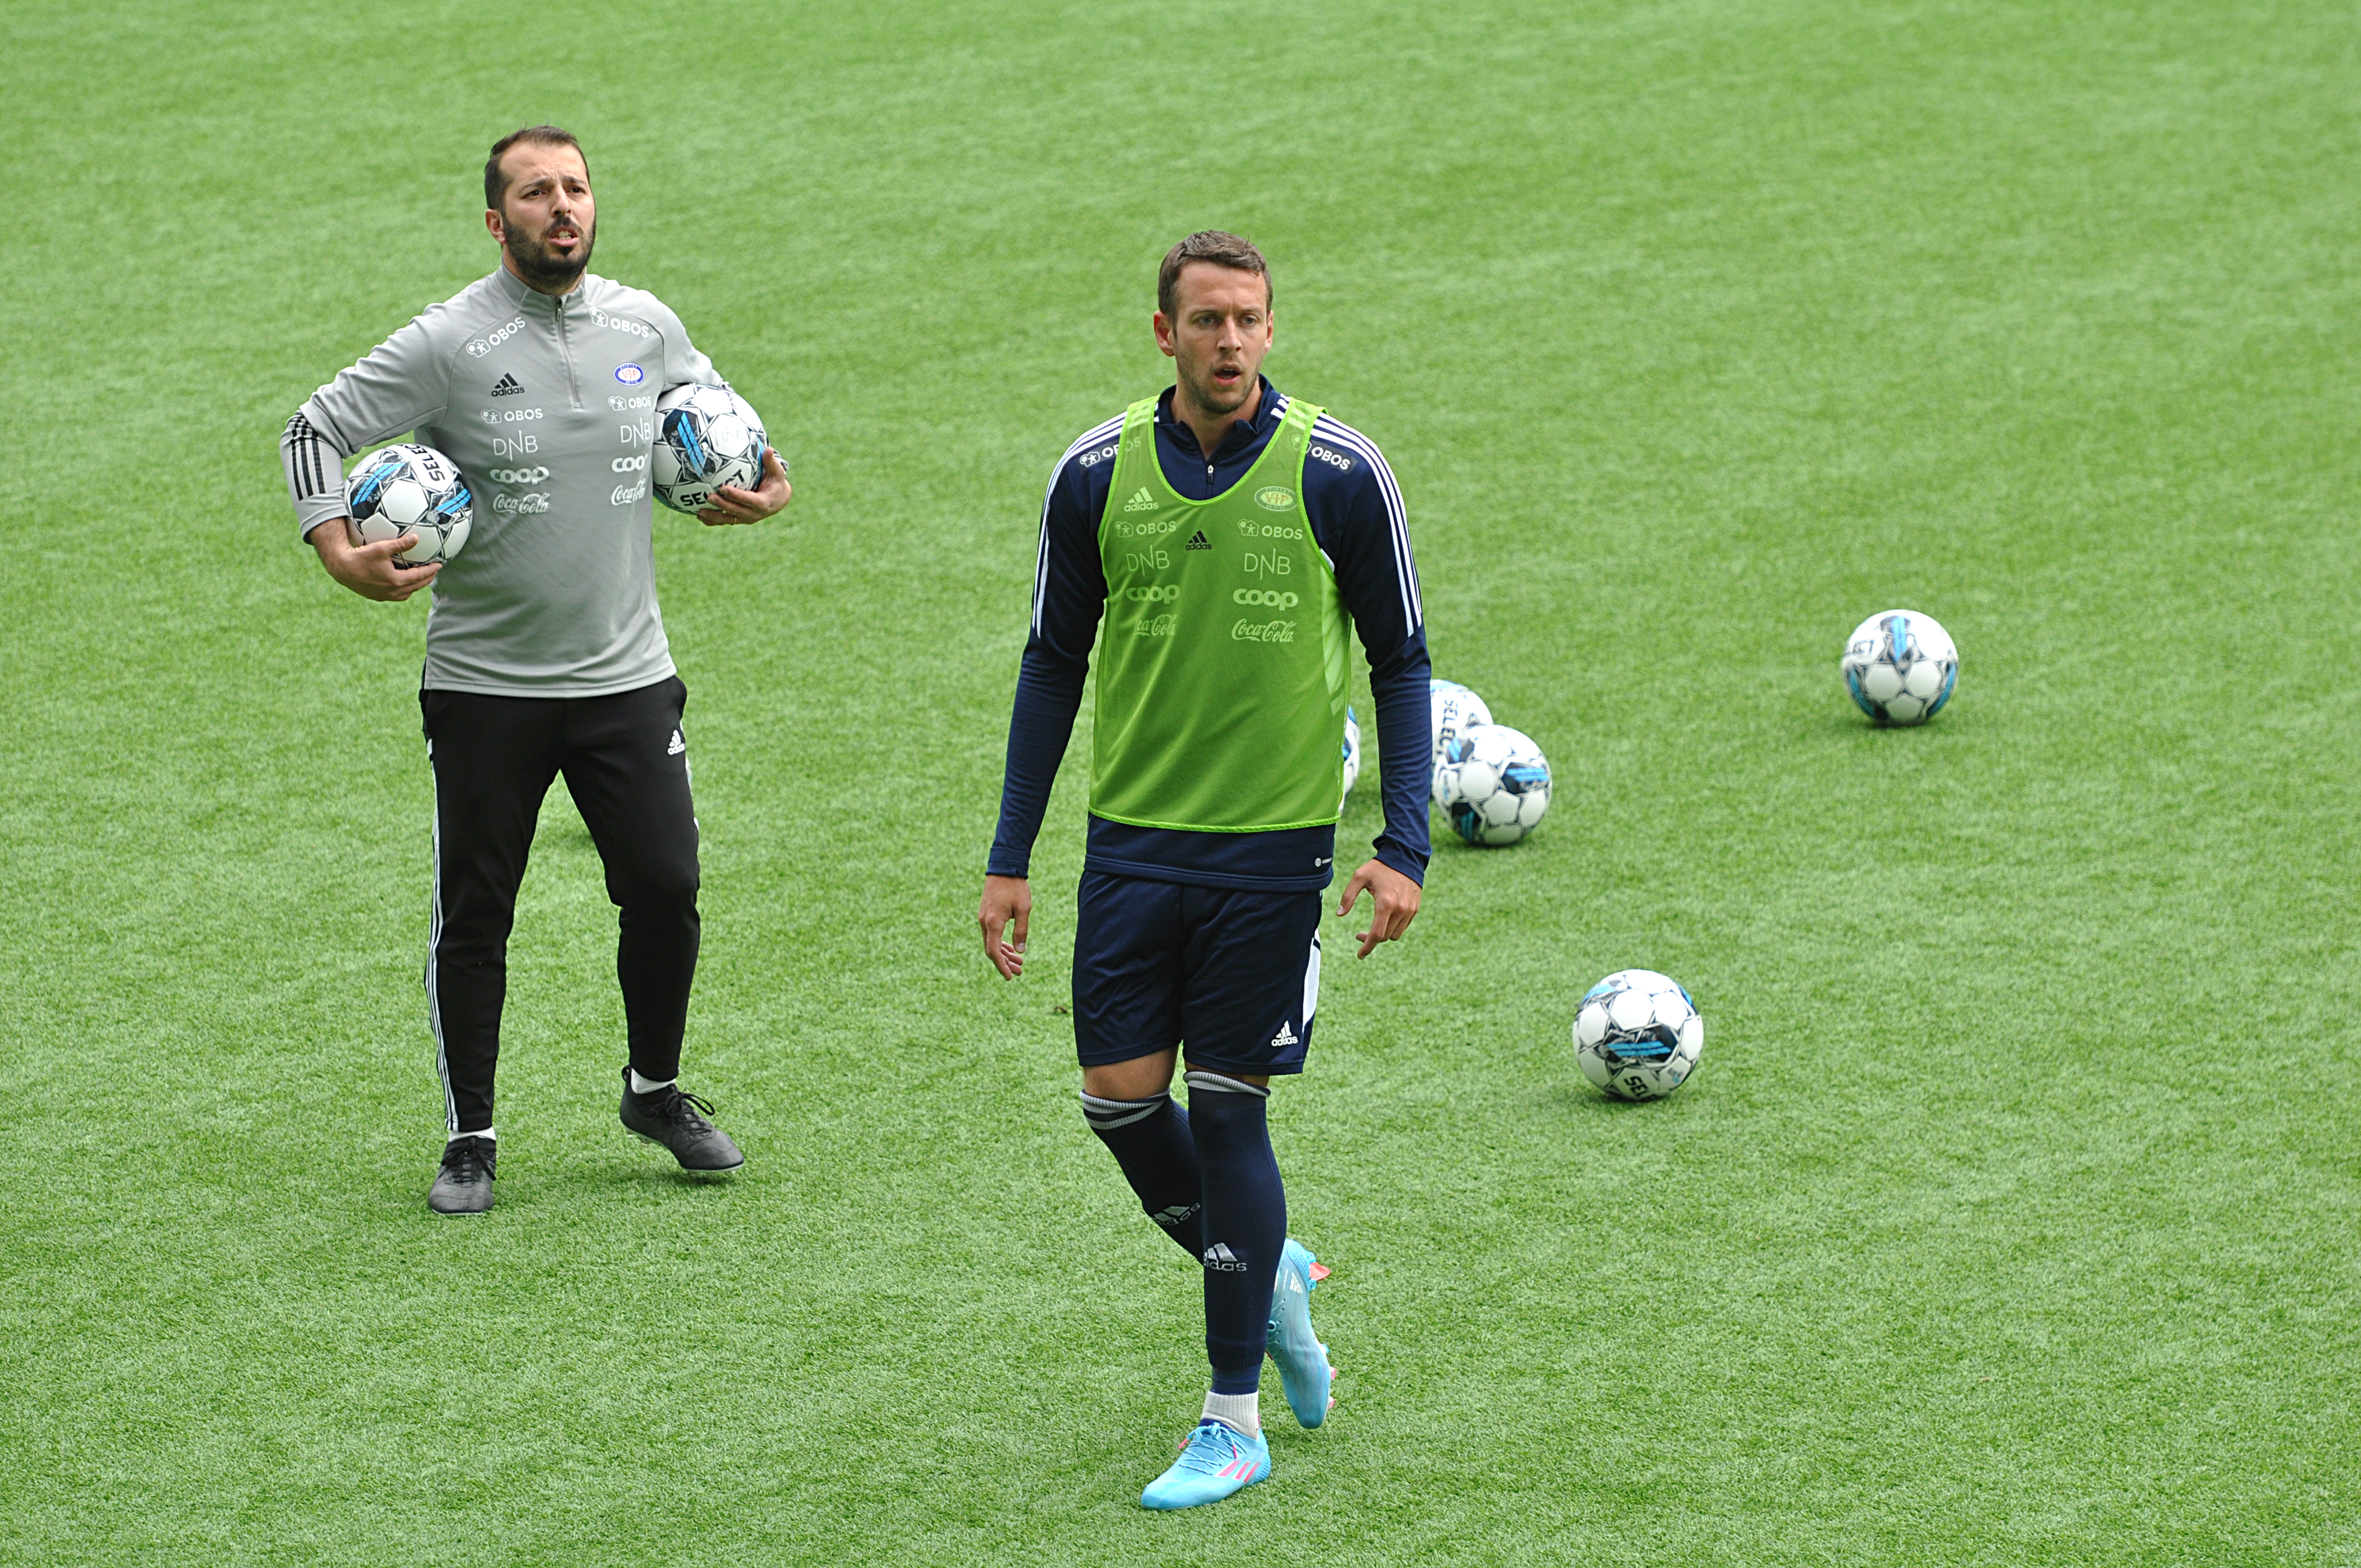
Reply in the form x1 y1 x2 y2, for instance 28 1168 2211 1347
3 0 2358 1561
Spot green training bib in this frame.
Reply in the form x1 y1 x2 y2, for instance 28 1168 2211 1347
1089 395 1352 832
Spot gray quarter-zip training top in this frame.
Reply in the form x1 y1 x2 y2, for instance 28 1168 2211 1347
281 266 727 698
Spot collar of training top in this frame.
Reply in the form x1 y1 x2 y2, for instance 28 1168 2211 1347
488 264 592 314
1154 376 1282 463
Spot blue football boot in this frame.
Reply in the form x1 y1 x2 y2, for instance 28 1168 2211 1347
1140 1419 1271 1510
1266 1238 1334 1428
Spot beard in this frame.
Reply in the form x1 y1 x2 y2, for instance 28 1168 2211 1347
1179 357 1254 416
504 215 595 290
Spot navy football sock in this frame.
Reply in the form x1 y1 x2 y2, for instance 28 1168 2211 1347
1080 1092 1204 1257
1184 1070 1286 1395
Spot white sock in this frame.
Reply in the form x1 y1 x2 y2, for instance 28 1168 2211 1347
1201 1389 1260 1438
449 1127 494 1143
629 1069 676 1096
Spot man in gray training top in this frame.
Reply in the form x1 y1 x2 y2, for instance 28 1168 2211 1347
279 125 791 1214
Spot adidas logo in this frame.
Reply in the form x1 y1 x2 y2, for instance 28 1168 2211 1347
1154 1203 1200 1229
490 373 524 396
1185 530 1211 551
666 729 686 756
1122 487 1157 513
1203 1243 1248 1273
1271 1021 1299 1049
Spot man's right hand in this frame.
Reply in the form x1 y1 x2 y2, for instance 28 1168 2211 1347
979 874 1031 979
309 517 440 602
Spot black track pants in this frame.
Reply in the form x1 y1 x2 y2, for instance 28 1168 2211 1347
420 676 700 1134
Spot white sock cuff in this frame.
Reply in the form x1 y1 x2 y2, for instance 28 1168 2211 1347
1201 1389 1261 1436
1080 1091 1169 1130
449 1127 494 1143
1183 1069 1269 1099
629 1070 677 1096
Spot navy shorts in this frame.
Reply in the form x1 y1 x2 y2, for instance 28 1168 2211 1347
1071 871 1323 1076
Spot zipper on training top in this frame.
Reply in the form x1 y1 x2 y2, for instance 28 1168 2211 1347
556 293 583 411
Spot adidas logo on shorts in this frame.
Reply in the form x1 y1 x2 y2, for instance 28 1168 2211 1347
1122 487 1156 513
490 373 525 396
666 728 686 756
1270 1021 1299 1049
1185 530 1211 550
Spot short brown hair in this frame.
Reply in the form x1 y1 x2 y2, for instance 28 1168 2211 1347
1157 231 1271 319
484 126 588 212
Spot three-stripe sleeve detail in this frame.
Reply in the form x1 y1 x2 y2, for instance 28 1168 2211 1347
1032 413 1125 636
1312 415 1422 631
281 411 341 501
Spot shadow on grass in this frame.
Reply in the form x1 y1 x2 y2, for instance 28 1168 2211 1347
1556 1085 1699 1118
593 1161 744 1196
1814 708 1961 741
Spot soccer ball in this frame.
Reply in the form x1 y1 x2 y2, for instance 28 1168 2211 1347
1429 678 1492 769
1841 609 1958 725
344 443 471 567
1340 706 1362 803
1574 970 1703 1101
1433 724 1552 845
653 383 769 514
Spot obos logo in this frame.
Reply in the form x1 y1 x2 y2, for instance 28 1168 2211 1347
611 455 647 472
1254 486 1294 511
488 466 550 484
464 315 528 359
591 308 655 339
1124 584 1180 603
614 363 645 385
1233 589 1298 609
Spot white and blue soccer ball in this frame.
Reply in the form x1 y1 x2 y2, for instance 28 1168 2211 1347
1340 706 1362 803
1575 970 1703 1101
1841 609 1958 726
1429 678 1492 770
1433 723 1552 846
345 443 471 567
654 383 769 514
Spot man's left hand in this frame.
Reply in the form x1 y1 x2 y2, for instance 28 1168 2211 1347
698 447 792 526
1337 859 1421 959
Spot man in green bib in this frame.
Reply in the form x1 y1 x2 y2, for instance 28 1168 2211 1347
980 232 1434 1509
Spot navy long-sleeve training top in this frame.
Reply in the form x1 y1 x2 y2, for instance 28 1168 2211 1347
987 378 1432 893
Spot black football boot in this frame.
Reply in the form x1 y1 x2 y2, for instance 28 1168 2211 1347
428 1134 497 1215
619 1069 745 1173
